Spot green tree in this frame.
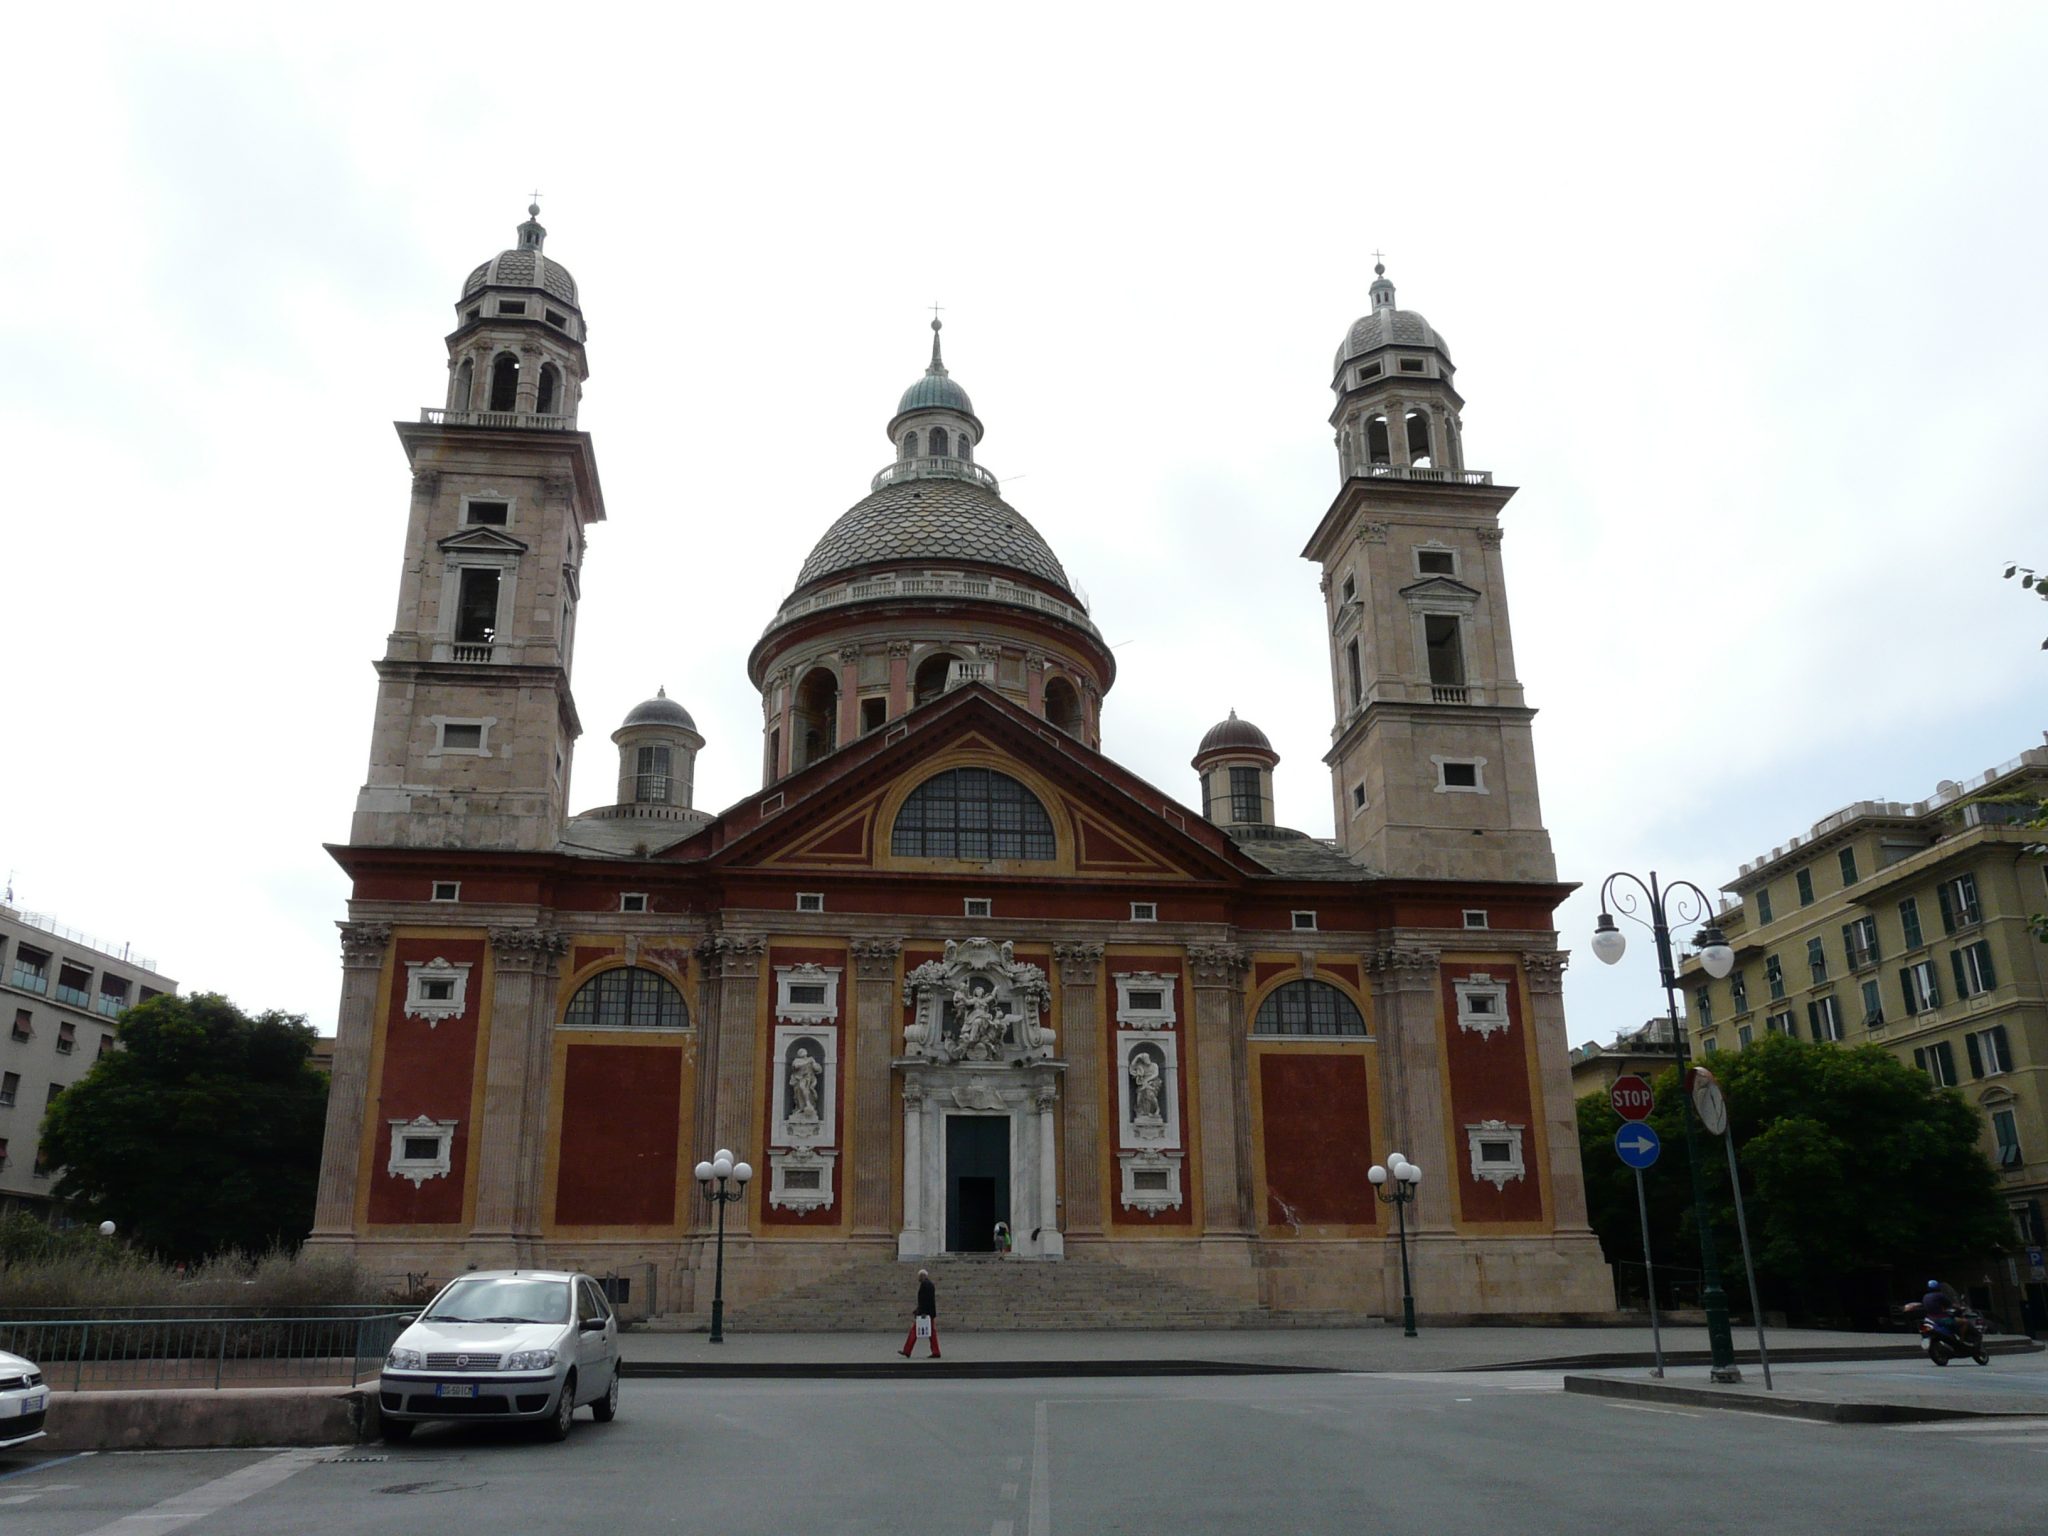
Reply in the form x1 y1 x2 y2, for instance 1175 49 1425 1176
2005 560 2048 649
1578 1035 2011 1323
40 993 330 1263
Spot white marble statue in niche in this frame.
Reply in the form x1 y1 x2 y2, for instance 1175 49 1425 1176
903 937 1056 1064
786 1040 824 1123
1129 1044 1166 1126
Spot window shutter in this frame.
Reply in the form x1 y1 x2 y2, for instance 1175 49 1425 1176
1899 968 1917 1016
1913 1046 1927 1072
1950 948 1968 996
1937 882 1955 934
1976 943 1997 991
1806 1001 1819 1040
1937 1042 1956 1083
1966 1031 1983 1078
1992 1024 2011 1071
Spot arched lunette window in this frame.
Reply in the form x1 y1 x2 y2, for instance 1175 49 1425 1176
564 966 688 1028
451 357 474 411
1254 979 1367 1037
488 352 520 412
536 363 560 415
892 768 1055 861
928 426 950 457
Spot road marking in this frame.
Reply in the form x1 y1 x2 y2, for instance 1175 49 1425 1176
1029 1399 1050 1536
1002 1482 1019 1500
0 1453 94 1484
1890 1419 2048 1435
73 1446 333 1536
1600 1402 1703 1419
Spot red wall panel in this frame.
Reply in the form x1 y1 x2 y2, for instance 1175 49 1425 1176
367 937 485 1226
1439 964 1544 1223
1259 1055 1376 1227
555 1044 683 1227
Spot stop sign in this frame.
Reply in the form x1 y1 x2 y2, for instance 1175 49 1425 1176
1610 1074 1654 1122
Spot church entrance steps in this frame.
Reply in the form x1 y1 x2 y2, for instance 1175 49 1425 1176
686 1253 1381 1332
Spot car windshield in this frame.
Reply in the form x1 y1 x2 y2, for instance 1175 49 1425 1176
422 1277 572 1324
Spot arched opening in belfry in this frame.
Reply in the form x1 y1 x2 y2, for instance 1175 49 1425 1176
957 434 972 463
488 353 520 413
792 667 839 769
1365 415 1391 466
1405 409 1433 469
1043 675 1082 736
928 426 950 458
536 363 560 416
451 357 474 412
1339 428 1353 472
913 652 960 707
901 432 917 461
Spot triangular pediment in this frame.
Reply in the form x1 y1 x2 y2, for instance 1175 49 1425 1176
437 526 530 554
665 686 1261 883
1397 574 1480 600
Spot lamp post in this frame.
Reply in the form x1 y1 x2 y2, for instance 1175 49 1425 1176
1591 870 1742 1383
692 1148 753 1345
1368 1152 1423 1338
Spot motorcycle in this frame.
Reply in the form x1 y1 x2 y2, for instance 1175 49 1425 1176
1903 1302 1990 1366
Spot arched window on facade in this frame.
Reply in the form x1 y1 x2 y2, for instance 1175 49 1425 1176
536 363 560 416
928 426 950 458
792 667 839 769
1405 409 1433 468
902 432 917 461
957 434 972 463
1254 979 1367 1036
1043 675 1082 736
891 767 1056 861
912 652 959 706
451 357 474 412
488 352 520 413
1366 415 1391 466
563 965 688 1029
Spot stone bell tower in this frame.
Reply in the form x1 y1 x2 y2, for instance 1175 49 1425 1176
350 204 607 852
1301 262 1556 884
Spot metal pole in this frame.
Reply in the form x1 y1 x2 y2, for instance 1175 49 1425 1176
1633 1167 1664 1377
1650 874 1741 1382
1722 1133 1773 1390
1396 1192 1417 1339
709 1184 728 1345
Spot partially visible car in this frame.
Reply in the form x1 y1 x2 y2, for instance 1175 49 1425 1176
0 1349 49 1450
377 1270 620 1442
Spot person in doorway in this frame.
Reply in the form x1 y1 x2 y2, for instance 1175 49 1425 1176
900 1268 941 1359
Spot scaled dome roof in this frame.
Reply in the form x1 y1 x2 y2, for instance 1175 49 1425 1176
462 204 579 307
1333 306 1449 372
621 688 697 731
1196 710 1276 757
793 477 1073 594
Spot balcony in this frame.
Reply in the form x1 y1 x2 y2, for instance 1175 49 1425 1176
419 407 575 432
56 984 91 1009
8 968 48 995
1361 464 1495 487
95 995 125 1018
870 456 1001 495
1429 684 1469 705
449 642 496 664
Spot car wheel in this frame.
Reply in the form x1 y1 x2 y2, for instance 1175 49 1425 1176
591 1370 619 1424
545 1371 577 1442
381 1418 415 1444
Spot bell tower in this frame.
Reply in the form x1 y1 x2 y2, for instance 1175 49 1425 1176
1302 263 1556 883
350 205 607 852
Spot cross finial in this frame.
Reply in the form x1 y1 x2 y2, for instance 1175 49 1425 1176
530 189 544 207
929 300 945 325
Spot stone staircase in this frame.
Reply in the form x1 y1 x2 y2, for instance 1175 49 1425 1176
714 1253 1373 1332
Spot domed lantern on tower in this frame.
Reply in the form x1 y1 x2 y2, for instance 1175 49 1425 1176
1192 710 1279 830
444 202 590 426
1329 261 1465 481
612 688 705 813
748 319 1115 785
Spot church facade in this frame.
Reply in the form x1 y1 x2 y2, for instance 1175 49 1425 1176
308 209 1614 1321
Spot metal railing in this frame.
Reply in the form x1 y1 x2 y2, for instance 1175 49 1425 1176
55 985 91 1008
7 968 47 994
6 911 157 973
419 407 576 431
870 455 1001 494
0 1311 417 1392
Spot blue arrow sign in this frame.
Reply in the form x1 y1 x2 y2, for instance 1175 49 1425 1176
1614 1123 1662 1170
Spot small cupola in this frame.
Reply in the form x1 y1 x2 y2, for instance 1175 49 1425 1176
444 202 589 426
1192 710 1280 829
886 318 985 471
612 688 705 813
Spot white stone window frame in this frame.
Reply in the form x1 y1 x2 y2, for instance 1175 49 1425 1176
775 963 842 1025
1115 1029 1182 1152
1117 1147 1186 1217
1350 782 1368 815
1413 540 1460 578
1462 909 1490 930
770 1021 839 1149
796 892 825 913
768 1145 838 1213
1466 1120 1526 1189
437 550 522 647
620 892 648 913
1129 901 1158 923
431 881 461 903
388 1115 458 1188
1291 910 1318 931
460 493 516 528
403 957 472 1026
964 897 993 919
429 715 497 759
1431 755 1489 794
1113 971 1178 1030
1453 973 1511 1039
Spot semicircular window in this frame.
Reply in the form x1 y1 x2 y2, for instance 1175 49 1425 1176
891 767 1056 862
563 966 688 1029
1254 979 1367 1037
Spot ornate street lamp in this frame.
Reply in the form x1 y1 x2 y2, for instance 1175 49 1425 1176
692 1148 753 1345
1368 1152 1423 1338
1592 870 1742 1382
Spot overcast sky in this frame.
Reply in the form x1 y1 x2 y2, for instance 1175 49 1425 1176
4 4 2043 1044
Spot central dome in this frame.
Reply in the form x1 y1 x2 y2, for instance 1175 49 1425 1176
794 477 1073 593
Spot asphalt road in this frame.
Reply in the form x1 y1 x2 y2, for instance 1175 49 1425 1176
2 1361 2044 1535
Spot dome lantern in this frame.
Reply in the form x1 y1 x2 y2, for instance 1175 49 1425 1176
1192 710 1279 830
612 687 705 813
1328 259 1467 483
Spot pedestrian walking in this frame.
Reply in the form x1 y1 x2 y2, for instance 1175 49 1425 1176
900 1267 941 1358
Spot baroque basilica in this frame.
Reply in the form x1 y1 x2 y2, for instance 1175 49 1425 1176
309 207 1613 1321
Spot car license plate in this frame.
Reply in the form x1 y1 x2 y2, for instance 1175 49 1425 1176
8 1395 42 1415
435 1384 476 1399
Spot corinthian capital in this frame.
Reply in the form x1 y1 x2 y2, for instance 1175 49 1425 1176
338 922 392 966
851 938 904 982
1368 945 1441 989
1521 950 1569 995
1186 944 1248 985
1052 942 1104 984
489 926 569 972
697 934 767 979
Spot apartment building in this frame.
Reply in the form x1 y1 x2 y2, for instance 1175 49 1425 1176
0 903 177 1213
1678 741 2048 1328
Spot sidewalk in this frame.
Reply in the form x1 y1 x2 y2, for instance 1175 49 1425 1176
1565 1355 2048 1423
615 1323 2026 1378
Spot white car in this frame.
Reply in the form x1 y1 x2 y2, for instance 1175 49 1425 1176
378 1270 621 1442
0 1349 49 1450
